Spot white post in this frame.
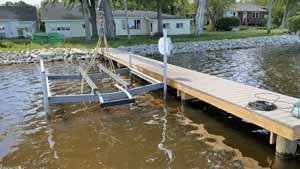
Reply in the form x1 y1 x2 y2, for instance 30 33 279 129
163 29 168 100
40 59 50 119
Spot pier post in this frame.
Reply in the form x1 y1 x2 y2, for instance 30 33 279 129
177 90 195 101
275 136 298 158
40 59 51 120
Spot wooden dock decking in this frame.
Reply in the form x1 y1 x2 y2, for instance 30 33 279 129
107 48 300 142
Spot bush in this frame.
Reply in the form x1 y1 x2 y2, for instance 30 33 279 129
288 15 300 32
216 17 241 31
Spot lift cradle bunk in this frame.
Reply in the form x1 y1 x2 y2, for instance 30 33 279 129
40 34 168 118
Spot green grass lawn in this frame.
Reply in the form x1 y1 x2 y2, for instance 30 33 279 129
0 28 288 51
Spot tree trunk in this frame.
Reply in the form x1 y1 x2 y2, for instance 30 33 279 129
280 0 291 28
102 0 116 38
89 0 98 37
157 0 163 34
124 0 131 42
82 0 91 41
267 0 273 34
195 0 206 36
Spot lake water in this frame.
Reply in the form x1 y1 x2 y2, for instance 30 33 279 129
1 45 300 169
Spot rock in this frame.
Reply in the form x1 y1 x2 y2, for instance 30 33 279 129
1 35 300 65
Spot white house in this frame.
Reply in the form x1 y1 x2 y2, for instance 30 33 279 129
41 3 191 38
0 6 37 38
41 3 87 38
113 10 191 36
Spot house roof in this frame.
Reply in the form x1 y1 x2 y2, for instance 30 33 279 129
41 3 84 20
0 6 37 21
228 3 267 12
41 3 188 21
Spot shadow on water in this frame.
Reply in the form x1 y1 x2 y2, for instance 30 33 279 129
1 45 300 168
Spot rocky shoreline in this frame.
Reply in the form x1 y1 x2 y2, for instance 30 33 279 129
1 35 300 65
120 35 300 55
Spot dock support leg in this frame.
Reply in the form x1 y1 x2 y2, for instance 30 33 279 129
269 132 277 145
40 59 51 120
178 90 195 101
275 136 298 158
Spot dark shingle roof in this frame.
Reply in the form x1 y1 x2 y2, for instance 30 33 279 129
41 3 84 20
229 3 267 12
0 6 37 21
41 3 188 20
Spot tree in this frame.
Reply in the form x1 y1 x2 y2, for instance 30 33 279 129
157 0 163 35
267 0 273 33
124 0 131 42
4 0 33 7
101 0 116 38
195 0 206 36
206 0 234 31
82 0 92 40
89 0 98 37
280 0 298 28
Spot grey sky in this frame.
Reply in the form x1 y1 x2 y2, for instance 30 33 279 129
1 0 42 7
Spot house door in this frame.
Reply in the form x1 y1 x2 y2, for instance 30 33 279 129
150 22 153 35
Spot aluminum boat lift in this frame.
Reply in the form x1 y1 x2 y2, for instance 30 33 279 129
40 52 167 118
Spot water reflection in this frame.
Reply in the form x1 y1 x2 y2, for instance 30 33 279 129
1 45 300 168
158 102 173 164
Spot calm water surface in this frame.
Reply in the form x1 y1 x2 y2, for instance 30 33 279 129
1 45 300 169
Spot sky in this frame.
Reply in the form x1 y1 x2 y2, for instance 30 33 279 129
1 0 42 7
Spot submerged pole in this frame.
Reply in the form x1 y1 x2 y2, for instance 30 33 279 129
163 29 168 101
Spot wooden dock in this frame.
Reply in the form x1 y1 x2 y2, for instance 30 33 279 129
107 48 300 156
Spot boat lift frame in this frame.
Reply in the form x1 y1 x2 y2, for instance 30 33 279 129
40 53 167 118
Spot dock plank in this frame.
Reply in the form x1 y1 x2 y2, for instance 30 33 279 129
106 48 300 141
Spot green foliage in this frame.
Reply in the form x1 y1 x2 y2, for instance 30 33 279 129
288 15 300 32
216 17 241 31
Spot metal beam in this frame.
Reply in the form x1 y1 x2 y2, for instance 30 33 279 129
40 59 50 118
78 67 98 92
97 64 130 88
49 83 163 104
130 69 161 84
48 68 129 80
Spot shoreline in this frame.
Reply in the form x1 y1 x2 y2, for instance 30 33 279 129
1 35 300 65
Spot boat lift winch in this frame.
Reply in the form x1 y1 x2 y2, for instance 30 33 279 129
40 30 171 118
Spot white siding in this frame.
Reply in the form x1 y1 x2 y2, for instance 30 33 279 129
150 19 191 35
114 17 191 36
114 17 149 36
44 20 87 38
0 20 36 38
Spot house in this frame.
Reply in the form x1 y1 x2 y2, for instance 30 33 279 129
41 3 191 38
0 6 38 38
41 3 86 38
224 3 267 26
113 10 191 36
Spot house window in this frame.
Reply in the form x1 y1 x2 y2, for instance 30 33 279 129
128 19 141 30
176 23 183 29
252 12 259 18
163 23 171 29
56 27 71 31
0 26 5 31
